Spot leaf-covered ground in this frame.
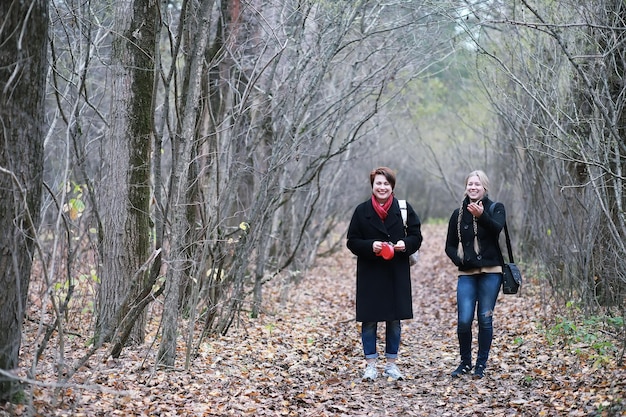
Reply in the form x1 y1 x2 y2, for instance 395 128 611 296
3 224 625 416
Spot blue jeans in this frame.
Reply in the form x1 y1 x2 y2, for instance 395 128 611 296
456 273 501 367
361 320 401 359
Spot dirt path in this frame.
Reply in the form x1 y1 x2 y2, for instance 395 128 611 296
3 224 625 416
198 224 624 417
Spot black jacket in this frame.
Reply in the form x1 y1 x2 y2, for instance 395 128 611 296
445 196 505 271
347 197 422 322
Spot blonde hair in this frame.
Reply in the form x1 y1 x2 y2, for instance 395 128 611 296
457 170 490 260
463 170 489 199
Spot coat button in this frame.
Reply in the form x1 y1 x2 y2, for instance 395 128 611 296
477 255 482 260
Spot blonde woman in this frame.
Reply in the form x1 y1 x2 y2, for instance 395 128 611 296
444 170 505 378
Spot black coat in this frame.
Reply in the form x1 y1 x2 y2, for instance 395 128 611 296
445 196 505 271
347 197 422 322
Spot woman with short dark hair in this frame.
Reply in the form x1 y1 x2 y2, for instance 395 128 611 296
347 167 422 381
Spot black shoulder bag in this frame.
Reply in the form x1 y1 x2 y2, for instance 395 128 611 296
490 203 522 294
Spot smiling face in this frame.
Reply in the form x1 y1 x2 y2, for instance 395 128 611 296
465 175 486 202
372 174 393 203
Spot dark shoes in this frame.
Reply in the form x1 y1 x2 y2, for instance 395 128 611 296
452 362 486 378
451 362 472 377
473 364 486 379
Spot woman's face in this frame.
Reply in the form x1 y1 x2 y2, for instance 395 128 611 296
466 175 486 202
372 174 393 202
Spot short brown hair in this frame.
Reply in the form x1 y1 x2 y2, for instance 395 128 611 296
370 167 396 189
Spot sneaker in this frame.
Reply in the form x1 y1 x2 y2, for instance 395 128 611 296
451 362 472 377
473 364 485 379
362 363 377 381
383 363 404 380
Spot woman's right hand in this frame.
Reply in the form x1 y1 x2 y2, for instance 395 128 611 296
373 241 382 254
468 201 484 217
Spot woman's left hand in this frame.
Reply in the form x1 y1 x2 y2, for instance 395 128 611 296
394 240 406 252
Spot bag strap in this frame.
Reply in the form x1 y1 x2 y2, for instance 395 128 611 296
399 199 408 226
489 202 515 264
399 199 411 238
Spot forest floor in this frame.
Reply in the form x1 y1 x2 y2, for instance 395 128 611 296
2 224 626 416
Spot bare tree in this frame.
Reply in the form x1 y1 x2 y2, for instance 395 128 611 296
95 0 159 348
0 0 49 401
157 0 216 366
464 1 625 316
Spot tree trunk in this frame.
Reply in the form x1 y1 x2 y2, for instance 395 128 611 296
95 0 157 346
0 0 49 402
157 0 214 366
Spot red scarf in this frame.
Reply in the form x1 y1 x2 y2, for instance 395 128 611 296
372 194 393 220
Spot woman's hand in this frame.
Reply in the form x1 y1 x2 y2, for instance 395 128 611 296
373 241 382 254
394 240 406 252
468 201 484 217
